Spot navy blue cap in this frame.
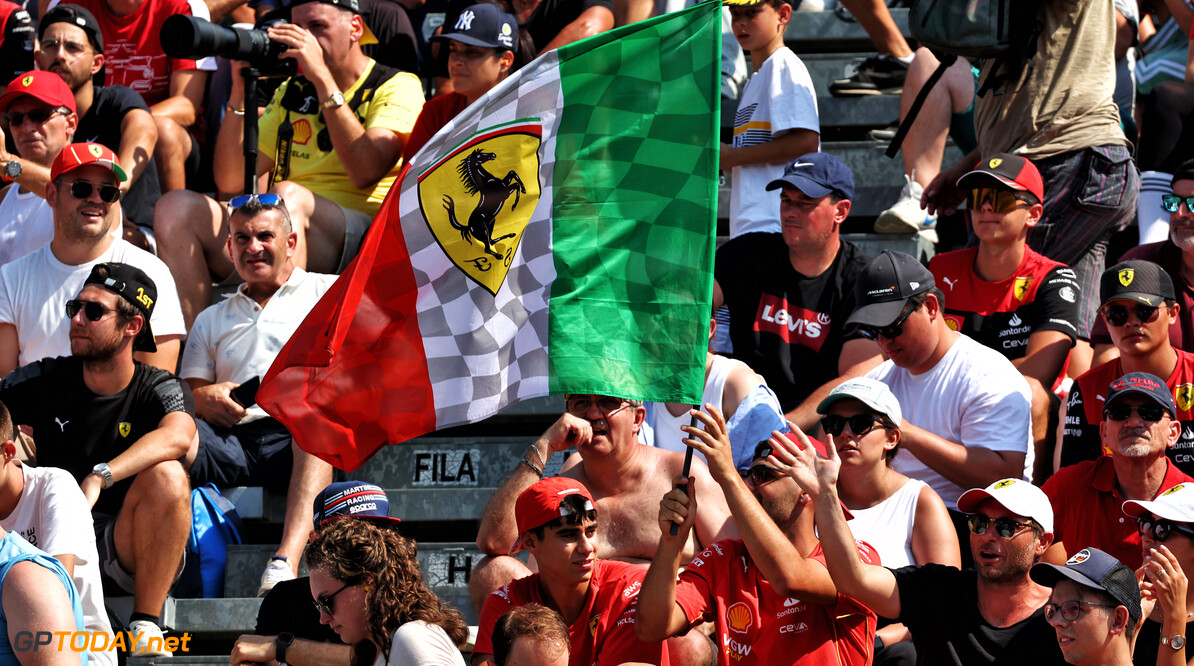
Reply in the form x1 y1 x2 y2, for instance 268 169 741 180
765 152 854 201
1031 547 1141 625
846 250 934 329
313 481 400 528
433 3 518 50
1104 371 1177 419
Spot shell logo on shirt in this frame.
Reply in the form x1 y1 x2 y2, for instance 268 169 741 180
727 602 753 634
943 314 962 331
292 119 313 145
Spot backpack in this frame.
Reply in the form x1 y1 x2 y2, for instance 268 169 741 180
173 483 245 599
885 0 1042 157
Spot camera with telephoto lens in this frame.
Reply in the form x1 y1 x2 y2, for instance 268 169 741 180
160 14 296 78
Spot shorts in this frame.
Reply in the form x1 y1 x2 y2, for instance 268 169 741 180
336 203 372 273
94 511 186 596
190 418 294 494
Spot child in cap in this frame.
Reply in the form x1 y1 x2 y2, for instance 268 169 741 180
1030 547 1139 666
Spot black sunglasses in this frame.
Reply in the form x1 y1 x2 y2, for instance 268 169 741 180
66 180 121 204
967 513 1036 539
1101 303 1161 327
745 464 784 487
3 106 68 127
65 299 117 322
1044 600 1116 623
1162 195 1194 213
1104 403 1167 423
1137 515 1194 542
855 303 917 341
820 413 887 437
312 582 353 616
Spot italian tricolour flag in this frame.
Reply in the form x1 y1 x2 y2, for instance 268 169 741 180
259 1 722 471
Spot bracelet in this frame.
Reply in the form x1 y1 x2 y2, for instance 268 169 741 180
225 104 245 116
527 446 546 468
520 457 544 479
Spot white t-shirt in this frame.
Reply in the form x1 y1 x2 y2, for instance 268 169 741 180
0 186 53 268
729 46 819 238
867 334 1033 506
0 239 187 367
180 268 335 422
0 465 114 666
372 621 465 666
847 478 926 570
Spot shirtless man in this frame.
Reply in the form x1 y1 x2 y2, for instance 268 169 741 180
472 394 739 612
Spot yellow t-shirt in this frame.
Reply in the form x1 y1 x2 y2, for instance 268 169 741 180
258 59 424 215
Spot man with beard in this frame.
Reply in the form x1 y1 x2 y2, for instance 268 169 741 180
779 428 1068 666
180 194 335 596
36 4 160 246
636 411 878 665
0 262 194 656
0 143 184 377
1046 371 1192 569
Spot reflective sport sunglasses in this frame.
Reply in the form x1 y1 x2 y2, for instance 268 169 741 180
312 582 353 616
2 106 69 127
65 299 118 322
1103 403 1167 423
1101 303 1161 327
66 180 121 203
1162 195 1194 213
854 303 916 341
229 193 285 208
967 188 1033 213
967 513 1036 539
820 413 887 437
1044 600 1116 623
1137 515 1194 542
745 464 784 487
565 395 629 418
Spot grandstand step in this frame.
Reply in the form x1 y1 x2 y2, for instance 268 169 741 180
355 438 576 490
721 93 900 130
784 8 910 52
802 54 909 100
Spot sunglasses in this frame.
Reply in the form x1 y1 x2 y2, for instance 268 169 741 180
2 106 69 127
1103 403 1167 423
565 395 629 418
967 188 1033 213
65 180 121 204
745 464 784 486
312 582 353 616
855 303 916 341
1101 303 1161 327
1137 515 1194 542
65 299 118 322
229 193 285 208
967 513 1036 539
1162 195 1194 213
820 413 887 437
1044 600 1116 623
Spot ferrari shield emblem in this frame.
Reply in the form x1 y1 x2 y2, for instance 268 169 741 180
20 75 32 88
989 158 1002 169
89 144 103 157
1013 277 1032 301
418 123 542 296
1119 269 1134 287
118 422 131 438
1177 385 1194 412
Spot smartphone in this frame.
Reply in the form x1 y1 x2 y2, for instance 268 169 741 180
229 376 261 408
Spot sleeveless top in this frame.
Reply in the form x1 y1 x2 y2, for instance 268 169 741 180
846 479 926 569
0 531 85 664
645 355 739 456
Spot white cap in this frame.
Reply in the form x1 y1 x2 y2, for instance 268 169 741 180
816 377 903 426
956 478 1054 533
1123 483 1194 522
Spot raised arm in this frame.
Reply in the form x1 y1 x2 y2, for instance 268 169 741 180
636 476 699 643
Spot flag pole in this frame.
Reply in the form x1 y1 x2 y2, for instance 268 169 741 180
671 406 700 536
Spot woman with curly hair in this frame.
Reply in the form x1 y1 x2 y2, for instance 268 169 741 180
306 518 468 665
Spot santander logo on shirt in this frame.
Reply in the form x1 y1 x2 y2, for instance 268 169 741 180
753 294 829 352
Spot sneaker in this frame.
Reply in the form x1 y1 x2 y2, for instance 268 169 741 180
875 173 937 239
867 120 899 142
829 56 909 96
129 620 172 658
258 556 296 597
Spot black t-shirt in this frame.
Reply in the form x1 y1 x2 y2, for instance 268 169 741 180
1134 618 1194 666
893 564 1067 665
715 235 869 410
0 1 33 88
256 576 342 643
522 0 612 52
0 356 194 515
75 85 162 228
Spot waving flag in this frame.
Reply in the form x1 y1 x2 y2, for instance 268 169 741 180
258 1 722 471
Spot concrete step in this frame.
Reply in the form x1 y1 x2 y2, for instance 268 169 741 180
784 8 910 52
107 595 260 639
721 93 900 130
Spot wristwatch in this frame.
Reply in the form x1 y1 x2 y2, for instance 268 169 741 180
90 462 114 489
3 160 19 182
1162 634 1186 650
321 91 345 110
275 632 295 663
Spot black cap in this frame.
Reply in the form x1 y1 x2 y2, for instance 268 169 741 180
83 263 157 352
846 250 934 329
1104 371 1177 419
1100 260 1175 309
1172 158 1194 188
432 3 519 50
1031 547 1142 625
38 4 103 52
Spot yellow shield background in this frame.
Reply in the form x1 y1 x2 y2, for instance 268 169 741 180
418 130 542 296
1119 269 1134 286
1177 384 1194 412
